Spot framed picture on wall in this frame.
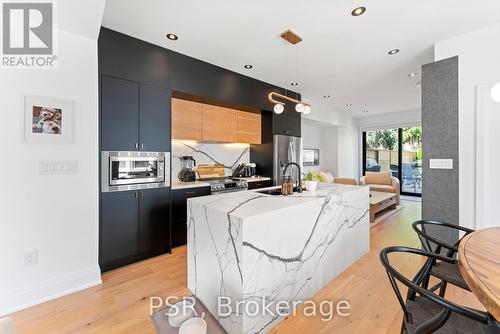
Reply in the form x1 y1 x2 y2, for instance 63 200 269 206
303 148 320 166
24 95 73 144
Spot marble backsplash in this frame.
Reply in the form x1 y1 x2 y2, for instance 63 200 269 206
172 140 250 180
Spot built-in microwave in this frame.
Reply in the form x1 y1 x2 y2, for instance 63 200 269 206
101 151 170 192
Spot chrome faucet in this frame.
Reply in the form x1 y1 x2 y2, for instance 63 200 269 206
282 162 303 193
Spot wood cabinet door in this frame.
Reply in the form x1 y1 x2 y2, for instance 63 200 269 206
202 104 237 142
139 84 171 152
172 98 202 141
101 76 139 151
237 111 261 144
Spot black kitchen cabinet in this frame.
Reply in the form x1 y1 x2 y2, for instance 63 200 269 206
139 84 171 152
101 76 139 151
171 187 210 247
273 113 301 137
100 190 139 265
101 75 171 152
247 180 273 190
100 188 171 272
139 187 171 255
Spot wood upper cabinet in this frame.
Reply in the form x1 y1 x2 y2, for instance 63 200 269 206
237 111 261 144
172 98 262 143
172 98 203 141
202 104 237 143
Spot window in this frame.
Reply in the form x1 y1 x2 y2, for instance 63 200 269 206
363 126 422 196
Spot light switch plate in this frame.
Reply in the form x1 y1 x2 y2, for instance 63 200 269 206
429 159 453 169
40 160 78 175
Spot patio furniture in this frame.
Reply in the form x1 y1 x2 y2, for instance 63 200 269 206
366 159 381 172
390 164 399 179
402 163 421 192
360 171 400 205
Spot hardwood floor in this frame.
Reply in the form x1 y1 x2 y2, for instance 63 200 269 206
9 200 482 333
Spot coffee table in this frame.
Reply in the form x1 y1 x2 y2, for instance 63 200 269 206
369 191 398 223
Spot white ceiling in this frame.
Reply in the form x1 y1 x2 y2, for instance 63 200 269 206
102 0 500 118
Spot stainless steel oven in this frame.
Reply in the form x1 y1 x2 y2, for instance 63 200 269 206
101 151 170 192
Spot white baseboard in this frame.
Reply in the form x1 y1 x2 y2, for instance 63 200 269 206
0 266 102 317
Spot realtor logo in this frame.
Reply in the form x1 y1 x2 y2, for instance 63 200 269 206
1 1 57 68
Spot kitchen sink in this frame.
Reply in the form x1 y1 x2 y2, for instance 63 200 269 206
256 189 283 196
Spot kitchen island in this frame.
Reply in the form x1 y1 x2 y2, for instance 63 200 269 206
187 183 370 334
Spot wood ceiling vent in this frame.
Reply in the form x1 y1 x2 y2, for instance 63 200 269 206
280 29 303 45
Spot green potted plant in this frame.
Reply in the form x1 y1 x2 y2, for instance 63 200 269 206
303 171 324 191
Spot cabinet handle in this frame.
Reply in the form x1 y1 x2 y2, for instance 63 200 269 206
135 142 138 149
185 191 195 195
140 191 144 199
141 143 144 149
135 191 138 198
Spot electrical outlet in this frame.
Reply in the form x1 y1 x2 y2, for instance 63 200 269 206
24 251 38 266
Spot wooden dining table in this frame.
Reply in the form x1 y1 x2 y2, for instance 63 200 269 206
458 227 500 320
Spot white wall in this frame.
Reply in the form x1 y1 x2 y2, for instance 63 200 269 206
301 123 338 175
302 99 359 179
357 109 421 130
0 30 100 315
434 23 500 229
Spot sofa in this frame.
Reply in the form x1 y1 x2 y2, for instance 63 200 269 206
360 171 400 205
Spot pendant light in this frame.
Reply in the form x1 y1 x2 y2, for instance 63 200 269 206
491 81 500 103
269 29 312 115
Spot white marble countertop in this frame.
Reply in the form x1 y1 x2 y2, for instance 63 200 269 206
188 183 367 219
171 180 210 190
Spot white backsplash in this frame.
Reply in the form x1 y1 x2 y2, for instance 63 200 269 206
172 141 250 180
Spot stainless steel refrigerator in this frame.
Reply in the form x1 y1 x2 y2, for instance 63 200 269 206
273 135 303 185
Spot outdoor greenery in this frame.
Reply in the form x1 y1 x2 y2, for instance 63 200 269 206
366 127 422 151
366 129 398 150
403 127 422 150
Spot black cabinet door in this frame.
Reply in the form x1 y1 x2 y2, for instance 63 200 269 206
139 187 171 255
139 84 171 152
100 190 139 265
273 114 301 137
247 180 273 190
101 76 139 151
171 187 210 247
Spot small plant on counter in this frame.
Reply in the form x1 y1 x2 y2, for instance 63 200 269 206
303 172 324 191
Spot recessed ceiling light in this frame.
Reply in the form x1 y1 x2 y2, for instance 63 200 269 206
416 82 422 88
166 33 178 41
351 6 367 16
346 103 352 107
291 82 298 86
244 64 253 69
408 72 418 77
388 49 400 55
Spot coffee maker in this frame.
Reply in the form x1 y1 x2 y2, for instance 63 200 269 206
178 156 197 182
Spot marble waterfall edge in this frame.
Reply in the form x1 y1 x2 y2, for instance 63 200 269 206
187 184 370 334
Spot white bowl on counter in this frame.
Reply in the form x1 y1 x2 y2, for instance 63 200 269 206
167 299 195 328
179 317 207 334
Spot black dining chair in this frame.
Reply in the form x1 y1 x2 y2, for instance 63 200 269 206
380 246 499 334
412 220 474 293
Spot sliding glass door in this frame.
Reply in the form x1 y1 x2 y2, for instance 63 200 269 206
362 126 422 197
